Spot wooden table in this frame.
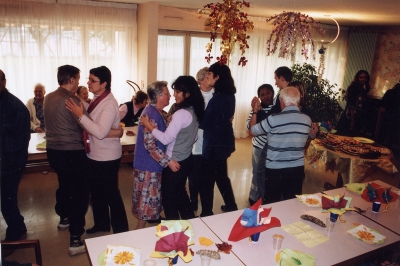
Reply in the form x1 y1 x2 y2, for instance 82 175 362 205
25 126 137 173
85 218 244 266
200 197 400 266
327 180 400 236
306 136 398 186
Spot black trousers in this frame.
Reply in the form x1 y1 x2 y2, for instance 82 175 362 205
47 149 90 236
1 151 26 240
88 157 128 234
162 155 195 220
264 166 305 204
188 155 202 205
199 157 237 217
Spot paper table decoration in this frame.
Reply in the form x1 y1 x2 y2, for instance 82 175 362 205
228 198 280 241
321 193 354 216
151 220 194 263
199 237 214 247
361 182 399 203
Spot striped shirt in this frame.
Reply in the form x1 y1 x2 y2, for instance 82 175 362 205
245 105 273 149
251 106 311 169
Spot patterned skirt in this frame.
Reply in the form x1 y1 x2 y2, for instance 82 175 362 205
132 169 162 220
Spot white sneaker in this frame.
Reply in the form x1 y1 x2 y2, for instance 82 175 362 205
69 240 86 256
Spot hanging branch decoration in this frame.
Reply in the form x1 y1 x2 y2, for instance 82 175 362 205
317 45 327 83
266 12 320 60
200 0 254 66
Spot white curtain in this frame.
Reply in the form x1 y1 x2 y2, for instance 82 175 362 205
0 0 137 105
157 34 185 111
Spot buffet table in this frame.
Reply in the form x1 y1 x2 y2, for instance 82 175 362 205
85 180 400 266
306 135 398 185
25 126 137 173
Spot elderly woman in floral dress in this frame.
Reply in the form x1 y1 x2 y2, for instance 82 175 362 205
132 81 179 229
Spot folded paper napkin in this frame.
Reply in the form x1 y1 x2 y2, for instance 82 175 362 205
345 183 365 194
151 220 194 263
36 140 46 149
321 193 354 215
276 248 315 266
361 182 399 203
103 245 141 266
228 198 280 241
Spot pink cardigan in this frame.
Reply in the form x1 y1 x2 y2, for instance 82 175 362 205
79 92 122 161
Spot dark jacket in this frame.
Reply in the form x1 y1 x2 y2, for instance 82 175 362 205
0 89 31 172
200 92 235 160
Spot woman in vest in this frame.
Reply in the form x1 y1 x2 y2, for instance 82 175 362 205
140 76 204 220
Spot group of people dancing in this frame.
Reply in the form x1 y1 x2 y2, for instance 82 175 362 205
132 62 239 229
3 63 342 258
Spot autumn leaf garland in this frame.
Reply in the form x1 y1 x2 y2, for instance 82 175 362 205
201 0 254 66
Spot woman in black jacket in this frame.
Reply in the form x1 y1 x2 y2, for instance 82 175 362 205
199 62 238 217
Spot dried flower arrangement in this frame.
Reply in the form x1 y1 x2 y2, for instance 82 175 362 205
266 12 320 60
201 0 254 66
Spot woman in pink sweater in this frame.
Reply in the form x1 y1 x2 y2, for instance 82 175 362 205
66 66 128 234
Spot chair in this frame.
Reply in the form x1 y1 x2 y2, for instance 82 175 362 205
1 239 42 266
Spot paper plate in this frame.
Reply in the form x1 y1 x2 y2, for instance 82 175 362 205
347 224 386 244
296 194 322 207
345 183 365 194
275 249 316 266
353 137 374 144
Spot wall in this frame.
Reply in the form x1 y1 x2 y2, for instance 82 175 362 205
137 2 159 90
158 6 208 32
370 28 400 98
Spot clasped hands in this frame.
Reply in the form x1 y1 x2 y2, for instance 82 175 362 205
139 114 181 172
65 98 123 138
251 97 261 113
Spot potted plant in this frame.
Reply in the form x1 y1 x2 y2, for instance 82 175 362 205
291 62 341 128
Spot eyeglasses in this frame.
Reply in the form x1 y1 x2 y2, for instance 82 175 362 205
88 78 101 83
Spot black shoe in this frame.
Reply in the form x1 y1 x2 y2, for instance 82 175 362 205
4 225 27 241
221 205 238 212
85 226 110 234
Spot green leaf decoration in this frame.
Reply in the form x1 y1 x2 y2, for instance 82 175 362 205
292 257 302 265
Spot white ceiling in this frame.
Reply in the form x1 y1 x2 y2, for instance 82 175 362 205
99 0 400 27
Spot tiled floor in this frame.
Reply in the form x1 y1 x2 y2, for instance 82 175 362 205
1 137 399 265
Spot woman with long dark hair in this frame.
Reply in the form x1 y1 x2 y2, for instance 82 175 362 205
141 75 204 220
337 70 371 136
198 62 238 217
